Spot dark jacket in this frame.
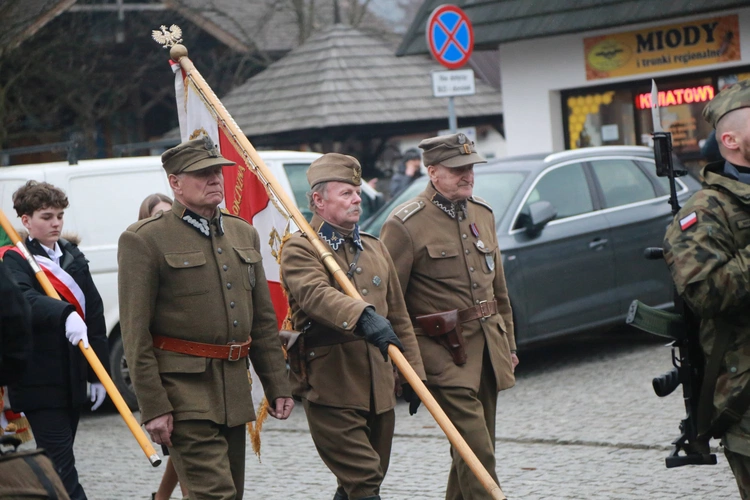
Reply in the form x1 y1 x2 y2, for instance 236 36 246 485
0 258 32 385
3 237 109 411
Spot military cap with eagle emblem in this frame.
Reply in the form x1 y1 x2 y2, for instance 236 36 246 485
306 152 363 187
161 136 235 175
419 132 486 168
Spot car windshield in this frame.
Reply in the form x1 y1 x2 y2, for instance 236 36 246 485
364 171 527 235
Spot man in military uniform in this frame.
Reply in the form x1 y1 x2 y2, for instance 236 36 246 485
118 137 293 500
664 80 750 499
381 133 518 499
280 153 426 500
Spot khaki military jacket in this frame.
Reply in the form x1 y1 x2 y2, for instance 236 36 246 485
280 214 425 414
381 183 515 392
664 161 750 454
118 200 290 426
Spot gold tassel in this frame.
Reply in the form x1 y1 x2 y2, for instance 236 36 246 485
247 397 268 462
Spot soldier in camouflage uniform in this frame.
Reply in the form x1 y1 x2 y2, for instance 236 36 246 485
664 79 750 499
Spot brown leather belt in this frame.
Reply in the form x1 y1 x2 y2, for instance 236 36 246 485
153 335 251 361
458 300 498 323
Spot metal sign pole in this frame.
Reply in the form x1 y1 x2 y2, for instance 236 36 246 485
448 96 458 133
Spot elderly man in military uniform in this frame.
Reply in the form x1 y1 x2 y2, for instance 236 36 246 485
280 153 426 500
664 80 750 498
381 133 518 499
117 137 293 500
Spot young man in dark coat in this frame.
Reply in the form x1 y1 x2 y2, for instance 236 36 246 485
2 181 110 500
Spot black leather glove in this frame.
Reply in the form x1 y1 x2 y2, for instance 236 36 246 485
356 307 404 361
401 383 422 415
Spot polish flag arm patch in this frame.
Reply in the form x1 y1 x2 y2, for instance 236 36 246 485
680 212 698 231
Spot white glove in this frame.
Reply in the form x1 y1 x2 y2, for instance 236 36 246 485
64 312 89 348
90 383 106 411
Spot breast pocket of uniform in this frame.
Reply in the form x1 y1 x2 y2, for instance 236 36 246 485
164 251 210 297
426 245 461 279
234 247 263 290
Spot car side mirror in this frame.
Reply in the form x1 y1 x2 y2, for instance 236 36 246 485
524 201 557 236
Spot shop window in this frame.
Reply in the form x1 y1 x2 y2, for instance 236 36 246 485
565 89 636 150
634 78 714 157
590 159 655 208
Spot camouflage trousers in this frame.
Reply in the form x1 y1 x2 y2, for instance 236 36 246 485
725 448 750 499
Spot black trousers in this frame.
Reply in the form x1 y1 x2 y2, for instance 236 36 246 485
25 408 86 500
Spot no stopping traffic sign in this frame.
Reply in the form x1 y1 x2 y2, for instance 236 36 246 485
426 5 474 70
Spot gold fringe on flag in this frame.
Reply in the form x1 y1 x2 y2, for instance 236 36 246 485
247 397 268 462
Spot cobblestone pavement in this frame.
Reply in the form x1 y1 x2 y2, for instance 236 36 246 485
31 331 739 499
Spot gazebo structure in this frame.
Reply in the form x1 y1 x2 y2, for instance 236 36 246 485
220 24 503 175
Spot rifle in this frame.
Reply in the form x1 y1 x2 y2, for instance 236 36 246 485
625 80 717 468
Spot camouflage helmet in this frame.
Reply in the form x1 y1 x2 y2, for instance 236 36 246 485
703 79 750 129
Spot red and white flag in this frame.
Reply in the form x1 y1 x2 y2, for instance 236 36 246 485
171 61 291 329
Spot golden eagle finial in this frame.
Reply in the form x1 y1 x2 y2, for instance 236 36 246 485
152 24 183 48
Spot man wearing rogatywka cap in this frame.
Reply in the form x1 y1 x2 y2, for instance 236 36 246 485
117 136 293 500
381 133 518 499
664 79 750 497
280 153 425 500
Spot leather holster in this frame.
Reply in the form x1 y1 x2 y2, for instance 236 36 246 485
415 309 467 365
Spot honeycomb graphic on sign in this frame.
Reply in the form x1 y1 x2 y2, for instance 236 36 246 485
567 91 616 149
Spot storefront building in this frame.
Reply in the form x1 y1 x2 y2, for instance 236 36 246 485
398 1 750 163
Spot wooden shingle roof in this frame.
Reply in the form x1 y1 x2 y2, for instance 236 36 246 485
221 25 502 138
0 0 75 56
397 0 750 56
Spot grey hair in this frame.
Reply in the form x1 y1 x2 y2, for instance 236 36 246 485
307 182 329 212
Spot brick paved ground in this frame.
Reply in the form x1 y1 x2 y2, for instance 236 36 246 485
25 331 739 499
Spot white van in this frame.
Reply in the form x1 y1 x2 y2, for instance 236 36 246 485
0 152 383 408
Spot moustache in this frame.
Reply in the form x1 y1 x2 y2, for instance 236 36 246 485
347 206 362 215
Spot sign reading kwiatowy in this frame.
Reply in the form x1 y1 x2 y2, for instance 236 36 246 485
584 15 740 80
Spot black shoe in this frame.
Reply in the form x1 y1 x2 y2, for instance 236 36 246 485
333 489 348 500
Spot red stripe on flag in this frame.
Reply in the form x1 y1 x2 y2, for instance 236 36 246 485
219 130 272 222
43 267 85 319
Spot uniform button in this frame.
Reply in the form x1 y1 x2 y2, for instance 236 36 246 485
230 301 236 308
223 265 228 271
309 351 315 357
465 249 470 255
470 267 475 272
475 299 480 304
349 246 355 253
227 283 232 289
481 317 486 323
362 289 368 296
441 251 446 256
462 234 467 239
356 267 362 274
217 248 223 254
731 366 738 373
183 261 189 266
233 320 239 327
342 321 348 328
458 216 463 221
472 283 478 289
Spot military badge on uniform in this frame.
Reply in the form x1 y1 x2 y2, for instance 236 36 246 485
470 222 479 237
475 239 485 251
372 276 381 287
485 254 495 271
679 212 697 231
352 167 362 184
248 265 256 288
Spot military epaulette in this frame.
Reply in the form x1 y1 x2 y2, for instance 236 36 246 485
468 195 493 212
394 200 425 223
359 230 379 240
220 210 250 223
130 211 163 231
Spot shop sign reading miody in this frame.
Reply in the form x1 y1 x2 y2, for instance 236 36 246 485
584 15 740 80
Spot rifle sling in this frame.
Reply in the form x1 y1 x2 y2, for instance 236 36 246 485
698 327 750 438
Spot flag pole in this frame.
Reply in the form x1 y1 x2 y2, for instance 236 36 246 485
0 209 161 468
168 42 506 500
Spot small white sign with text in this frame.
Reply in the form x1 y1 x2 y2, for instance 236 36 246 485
432 69 476 98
